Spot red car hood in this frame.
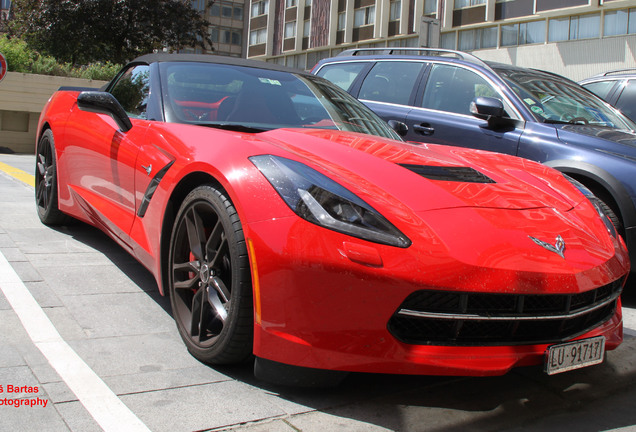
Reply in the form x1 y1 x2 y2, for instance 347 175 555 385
256 128 578 213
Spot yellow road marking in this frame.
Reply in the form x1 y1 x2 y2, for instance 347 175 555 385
0 160 35 187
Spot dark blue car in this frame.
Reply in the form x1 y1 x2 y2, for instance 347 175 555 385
313 48 636 271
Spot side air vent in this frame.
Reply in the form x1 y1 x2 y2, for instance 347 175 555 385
399 164 495 183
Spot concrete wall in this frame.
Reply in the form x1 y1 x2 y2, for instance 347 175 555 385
0 72 107 154
473 35 636 82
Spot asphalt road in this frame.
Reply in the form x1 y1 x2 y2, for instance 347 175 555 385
1 153 636 432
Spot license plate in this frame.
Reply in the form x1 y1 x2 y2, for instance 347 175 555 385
544 336 605 375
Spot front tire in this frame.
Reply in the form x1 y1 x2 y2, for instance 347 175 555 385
168 185 253 364
35 129 69 225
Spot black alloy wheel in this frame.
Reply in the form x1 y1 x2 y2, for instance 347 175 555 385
35 129 69 225
169 185 253 364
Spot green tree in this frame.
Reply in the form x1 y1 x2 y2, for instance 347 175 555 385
9 0 213 65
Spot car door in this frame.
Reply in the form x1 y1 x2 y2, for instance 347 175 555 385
404 63 523 155
355 60 427 125
63 64 151 244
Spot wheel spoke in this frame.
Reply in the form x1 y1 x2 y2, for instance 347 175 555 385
37 154 47 176
172 261 200 290
36 179 46 208
207 287 228 322
45 165 55 181
190 287 203 338
210 276 231 303
185 207 206 262
205 220 224 261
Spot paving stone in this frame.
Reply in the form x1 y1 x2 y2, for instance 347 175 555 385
0 366 49 400
0 247 28 262
35 261 158 296
59 292 174 338
6 260 43 283
0 400 69 432
25 281 64 308
120 380 288 432
53 401 103 432
104 365 231 396
67 333 202 378
0 345 26 368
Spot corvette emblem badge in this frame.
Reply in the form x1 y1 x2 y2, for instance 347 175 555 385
529 235 566 258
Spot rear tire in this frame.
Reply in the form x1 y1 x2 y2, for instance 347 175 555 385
35 130 70 225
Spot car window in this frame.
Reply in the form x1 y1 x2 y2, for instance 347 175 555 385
615 80 636 121
358 61 424 105
160 62 401 140
314 62 368 92
497 67 636 130
109 65 150 119
421 64 500 116
582 80 616 101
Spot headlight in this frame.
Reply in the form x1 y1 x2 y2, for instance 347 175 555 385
564 175 617 238
250 155 411 248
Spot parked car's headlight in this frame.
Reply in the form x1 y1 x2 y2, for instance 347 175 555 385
250 155 411 247
564 175 617 238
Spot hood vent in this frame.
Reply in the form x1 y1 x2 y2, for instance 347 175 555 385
399 164 495 183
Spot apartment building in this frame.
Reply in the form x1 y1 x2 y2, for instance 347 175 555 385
184 0 248 57
246 0 636 80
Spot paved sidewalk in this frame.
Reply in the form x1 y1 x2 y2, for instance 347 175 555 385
1 153 636 432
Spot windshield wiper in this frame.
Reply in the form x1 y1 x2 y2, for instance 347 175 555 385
196 123 271 133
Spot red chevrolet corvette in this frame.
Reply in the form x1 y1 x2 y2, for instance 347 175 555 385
36 54 629 385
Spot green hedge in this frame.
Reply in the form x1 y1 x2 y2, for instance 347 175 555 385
0 36 120 81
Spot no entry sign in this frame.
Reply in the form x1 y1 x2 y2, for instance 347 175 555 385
0 52 6 83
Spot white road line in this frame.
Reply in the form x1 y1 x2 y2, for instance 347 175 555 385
0 252 151 432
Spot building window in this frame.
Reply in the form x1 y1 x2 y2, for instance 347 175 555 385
501 20 545 46
285 21 296 38
441 32 457 49
390 0 401 21
604 8 636 36
303 19 311 37
454 0 485 8
424 0 437 15
249 28 267 45
459 26 498 50
549 13 599 42
191 0 205 11
211 2 244 19
354 5 375 27
251 0 269 17
338 12 346 30
286 0 297 7
222 3 233 18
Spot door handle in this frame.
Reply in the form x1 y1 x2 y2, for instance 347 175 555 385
413 123 435 136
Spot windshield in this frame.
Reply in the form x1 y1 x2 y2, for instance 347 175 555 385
159 62 401 140
495 67 636 131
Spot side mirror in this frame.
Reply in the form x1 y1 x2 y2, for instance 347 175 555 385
470 96 505 120
77 91 133 132
470 97 514 129
388 119 408 137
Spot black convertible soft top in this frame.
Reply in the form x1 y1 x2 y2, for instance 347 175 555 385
133 53 310 76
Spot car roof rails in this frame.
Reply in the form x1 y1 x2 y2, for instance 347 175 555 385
595 68 636 77
336 47 490 68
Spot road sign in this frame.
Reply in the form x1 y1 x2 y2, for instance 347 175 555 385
0 52 7 83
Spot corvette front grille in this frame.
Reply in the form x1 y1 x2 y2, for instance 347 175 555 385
387 277 624 346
